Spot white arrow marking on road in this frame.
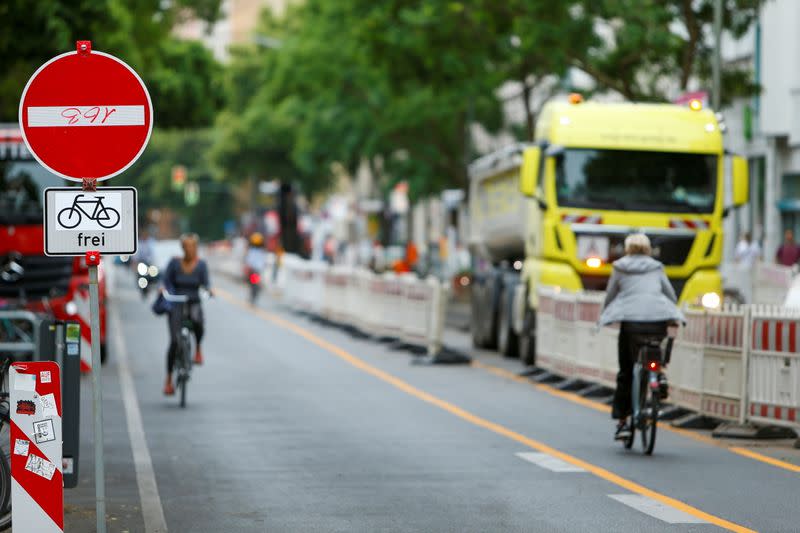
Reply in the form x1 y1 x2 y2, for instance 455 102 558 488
609 494 708 524
27 106 145 127
516 452 586 473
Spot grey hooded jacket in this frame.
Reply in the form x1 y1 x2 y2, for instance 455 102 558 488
598 255 685 326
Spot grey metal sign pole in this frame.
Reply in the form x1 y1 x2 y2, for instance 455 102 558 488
87 253 106 533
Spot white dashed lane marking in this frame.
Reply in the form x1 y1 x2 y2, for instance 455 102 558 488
515 452 586 473
609 494 709 524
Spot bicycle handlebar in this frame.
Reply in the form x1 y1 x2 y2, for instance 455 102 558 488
161 288 212 303
162 293 189 303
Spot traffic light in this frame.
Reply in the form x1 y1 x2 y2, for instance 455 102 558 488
184 182 199 206
171 165 187 191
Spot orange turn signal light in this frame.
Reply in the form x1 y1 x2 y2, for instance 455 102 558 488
568 93 583 104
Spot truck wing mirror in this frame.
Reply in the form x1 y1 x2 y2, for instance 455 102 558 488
520 147 541 198
731 155 749 207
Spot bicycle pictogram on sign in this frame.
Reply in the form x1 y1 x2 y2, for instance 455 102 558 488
54 192 122 231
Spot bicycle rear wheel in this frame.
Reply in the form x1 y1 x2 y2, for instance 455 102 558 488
639 377 659 455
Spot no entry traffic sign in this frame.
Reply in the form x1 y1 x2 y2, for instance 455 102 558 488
18 41 153 181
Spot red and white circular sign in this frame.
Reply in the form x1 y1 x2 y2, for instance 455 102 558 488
18 43 153 182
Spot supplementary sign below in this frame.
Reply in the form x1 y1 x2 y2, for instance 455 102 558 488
44 186 137 256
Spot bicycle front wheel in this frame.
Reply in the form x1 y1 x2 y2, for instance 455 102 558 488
639 376 659 455
96 207 121 228
178 333 192 408
179 374 187 408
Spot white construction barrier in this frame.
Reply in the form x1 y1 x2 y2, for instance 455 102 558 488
280 258 448 356
537 287 800 431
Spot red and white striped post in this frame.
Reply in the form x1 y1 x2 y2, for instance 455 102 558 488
10 362 63 532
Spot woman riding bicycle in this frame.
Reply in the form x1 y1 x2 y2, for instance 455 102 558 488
162 233 212 395
598 233 684 440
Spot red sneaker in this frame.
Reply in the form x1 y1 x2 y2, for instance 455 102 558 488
193 348 204 366
163 379 175 396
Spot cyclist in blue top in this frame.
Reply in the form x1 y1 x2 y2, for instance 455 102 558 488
161 233 212 395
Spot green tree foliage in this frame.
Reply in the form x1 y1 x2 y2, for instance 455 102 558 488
126 129 232 239
221 0 763 196
575 0 763 103
0 0 223 126
213 1 513 198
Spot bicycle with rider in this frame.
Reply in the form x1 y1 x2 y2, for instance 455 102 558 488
161 233 212 395
245 232 268 274
598 233 684 440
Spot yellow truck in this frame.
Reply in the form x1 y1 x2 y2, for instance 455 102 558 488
468 97 749 364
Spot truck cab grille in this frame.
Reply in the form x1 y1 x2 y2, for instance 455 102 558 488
575 231 695 267
0 254 73 300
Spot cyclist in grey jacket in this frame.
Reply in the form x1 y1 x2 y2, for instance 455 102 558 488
599 233 684 439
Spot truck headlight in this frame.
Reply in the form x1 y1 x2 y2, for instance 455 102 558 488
65 301 78 316
138 277 148 289
701 292 721 309
137 262 148 276
148 265 159 277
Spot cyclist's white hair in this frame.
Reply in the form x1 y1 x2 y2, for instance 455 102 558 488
624 233 651 256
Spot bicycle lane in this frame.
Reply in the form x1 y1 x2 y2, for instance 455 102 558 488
117 274 712 533
63 293 147 530
215 279 800 532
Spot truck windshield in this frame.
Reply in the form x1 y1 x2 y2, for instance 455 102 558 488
0 161 68 224
555 149 717 214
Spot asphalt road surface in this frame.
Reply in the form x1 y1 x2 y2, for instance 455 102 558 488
63 266 800 532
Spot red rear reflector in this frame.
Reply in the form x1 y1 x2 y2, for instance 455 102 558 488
249 272 261 284
649 361 659 370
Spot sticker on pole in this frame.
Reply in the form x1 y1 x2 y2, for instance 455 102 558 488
44 186 138 256
18 41 153 182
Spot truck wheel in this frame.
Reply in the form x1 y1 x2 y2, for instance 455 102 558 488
518 309 536 367
471 287 490 348
497 287 518 358
471 302 483 347
470 286 486 347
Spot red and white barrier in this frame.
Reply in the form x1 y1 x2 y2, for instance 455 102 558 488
10 362 63 533
72 285 94 372
537 285 800 431
748 306 800 429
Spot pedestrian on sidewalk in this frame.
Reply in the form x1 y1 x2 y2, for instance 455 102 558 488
775 229 800 266
734 231 761 267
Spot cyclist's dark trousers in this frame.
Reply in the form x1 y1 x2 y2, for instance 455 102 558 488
612 322 666 419
166 303 204 374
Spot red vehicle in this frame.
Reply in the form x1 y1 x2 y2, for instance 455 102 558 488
0 124 106 370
